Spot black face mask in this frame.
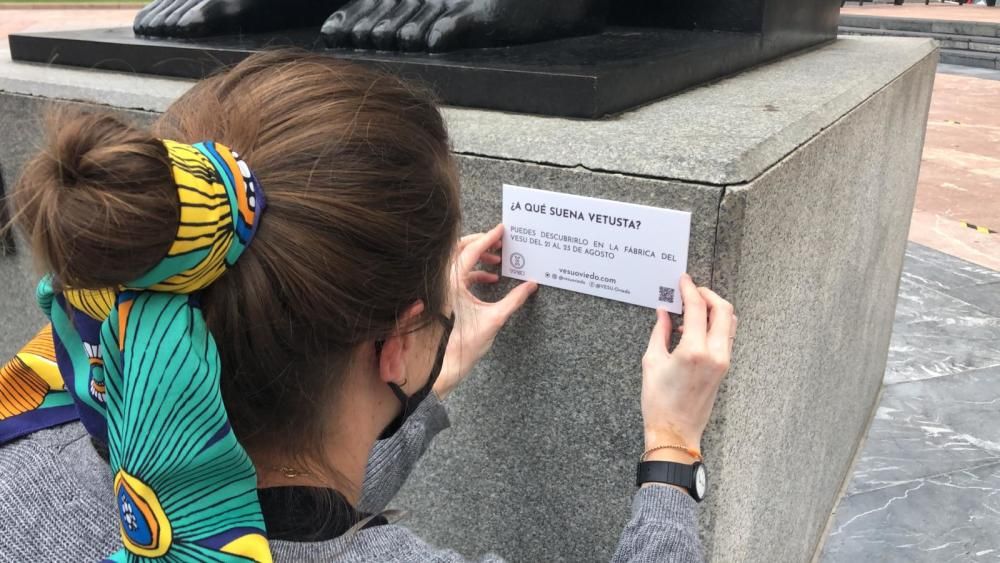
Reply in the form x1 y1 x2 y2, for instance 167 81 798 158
376 312 455 440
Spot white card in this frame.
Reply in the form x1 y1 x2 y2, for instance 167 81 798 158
501 184 691 313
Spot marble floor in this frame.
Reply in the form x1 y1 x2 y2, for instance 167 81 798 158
821 242 1000 562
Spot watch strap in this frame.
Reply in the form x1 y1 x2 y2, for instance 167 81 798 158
636 461 694 489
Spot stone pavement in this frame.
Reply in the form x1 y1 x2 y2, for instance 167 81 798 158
820 242 1000 562
0 8 136 40
907 65 1000 272
842 4 1000 23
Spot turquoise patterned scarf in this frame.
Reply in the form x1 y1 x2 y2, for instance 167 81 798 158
1 140 271 562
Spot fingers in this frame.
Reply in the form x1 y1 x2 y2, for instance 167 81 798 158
467 270 500 285
644 308 672 359
458 232 482 251
677 274 706 349
478 252 501 266
458 236 500 264
459 224 503 272
493 281 538 324
698 287 735 354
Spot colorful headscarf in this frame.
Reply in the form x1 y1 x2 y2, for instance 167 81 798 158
0 140 270 562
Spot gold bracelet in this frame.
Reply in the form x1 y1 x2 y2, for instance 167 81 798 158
642 444 702 462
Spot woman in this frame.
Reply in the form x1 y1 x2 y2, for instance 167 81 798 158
0 50 735 562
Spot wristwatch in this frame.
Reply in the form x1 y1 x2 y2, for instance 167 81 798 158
636 461 707 502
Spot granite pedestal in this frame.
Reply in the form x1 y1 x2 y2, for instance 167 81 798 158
0 36 938 562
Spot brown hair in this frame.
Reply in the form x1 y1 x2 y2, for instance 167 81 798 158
9 50 461 483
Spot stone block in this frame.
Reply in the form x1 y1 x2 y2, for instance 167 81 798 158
970 41 1000 54
400 36 938 563
940 49 1000 70
941 38 970 50
0 36 937 562
707 49 936 561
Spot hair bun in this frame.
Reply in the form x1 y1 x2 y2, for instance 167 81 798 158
12 109 180 289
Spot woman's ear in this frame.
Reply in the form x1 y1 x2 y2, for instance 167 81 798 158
376 300 426 385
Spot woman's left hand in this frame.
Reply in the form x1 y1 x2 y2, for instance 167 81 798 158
433 224 538 400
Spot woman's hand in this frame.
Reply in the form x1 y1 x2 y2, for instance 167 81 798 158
433 224 538 400
641 273 736 462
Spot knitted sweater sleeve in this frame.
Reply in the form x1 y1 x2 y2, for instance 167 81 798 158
278 484 704 562
357 391 451 514
610 486 705 562
352 393 703 562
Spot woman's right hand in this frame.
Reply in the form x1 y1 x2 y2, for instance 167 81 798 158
641 273 736 462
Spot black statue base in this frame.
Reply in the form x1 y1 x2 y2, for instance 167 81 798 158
9 27 768 118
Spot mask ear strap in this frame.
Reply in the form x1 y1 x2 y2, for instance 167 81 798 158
387 381 409 405
377 312 454 440
377 343 412 440
440 312 455 332
375 340 409 407
379 384 407 440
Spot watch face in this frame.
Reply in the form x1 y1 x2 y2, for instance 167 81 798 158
694 464 707 500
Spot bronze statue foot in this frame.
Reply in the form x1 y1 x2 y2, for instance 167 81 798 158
321 0 609 52
134 0 348 37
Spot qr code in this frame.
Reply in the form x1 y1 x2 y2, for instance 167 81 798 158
658 286 675 303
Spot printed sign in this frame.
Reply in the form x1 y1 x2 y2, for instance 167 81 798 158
501 184 691 313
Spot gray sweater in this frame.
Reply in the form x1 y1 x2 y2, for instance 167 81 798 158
0 394 703 562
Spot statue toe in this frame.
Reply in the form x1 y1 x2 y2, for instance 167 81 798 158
134 0 175 35
396 21 426 51
371 0 421 50
371 20 397 49
426 12 473 52
321 12 351 46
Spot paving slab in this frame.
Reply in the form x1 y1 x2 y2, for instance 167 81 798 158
885 276 1000 384
842 4 1000 24
0 8 136 40
821 243 1000 563
848 364 1000 496
823 459 1000 563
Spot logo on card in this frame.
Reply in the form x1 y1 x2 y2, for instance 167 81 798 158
510 253 526 269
